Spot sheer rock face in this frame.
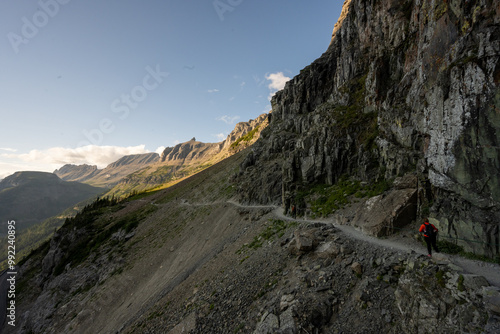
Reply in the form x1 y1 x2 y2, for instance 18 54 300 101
237 0 500 256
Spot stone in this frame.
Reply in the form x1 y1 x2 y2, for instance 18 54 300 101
482 287 500 316
351 188 417 237
279 308 297 334
293 230 314 252
315 241 340 258
462 274 489 292
253 312 279 334
393 174 418 189
351 262 363 275
168 312 196 334
280 294 295 311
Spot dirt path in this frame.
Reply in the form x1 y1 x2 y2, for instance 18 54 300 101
271 206 500 287
174 198 500 287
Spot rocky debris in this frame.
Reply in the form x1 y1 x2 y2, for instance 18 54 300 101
6 1 500 333
8 190 500 334
135 222 498 334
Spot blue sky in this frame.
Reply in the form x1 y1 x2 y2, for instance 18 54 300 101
0 0 344 178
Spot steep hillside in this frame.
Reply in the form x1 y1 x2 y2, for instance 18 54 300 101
54 153 159 188
5 149 500 334
107 113 269 197
0 171 104 233
0 196 99 272
236 0 500 257
52 164 99 183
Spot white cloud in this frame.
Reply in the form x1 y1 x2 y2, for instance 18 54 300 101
155 146 166 155
207 89 220 93
214 133 226 141
265 72 291 100
0 147 17 152
217 115 240 125
8 145 150 169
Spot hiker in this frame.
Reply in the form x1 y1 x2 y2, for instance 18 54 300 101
291 205 296 219
419 218 439 257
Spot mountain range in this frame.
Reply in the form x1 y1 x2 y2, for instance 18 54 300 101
53 153 159 188
55 112 269 197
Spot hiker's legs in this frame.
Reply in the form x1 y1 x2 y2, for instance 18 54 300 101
425 238 432 255
431 235 439 253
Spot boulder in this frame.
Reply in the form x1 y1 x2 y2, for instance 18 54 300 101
482 287 500 316
315 241 340 258
351 262 363 276
351 188 417 237
253 312 279 334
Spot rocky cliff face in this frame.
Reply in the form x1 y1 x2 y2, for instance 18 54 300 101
237 0 500 256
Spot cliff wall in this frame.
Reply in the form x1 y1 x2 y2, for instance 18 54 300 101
237 0 500 256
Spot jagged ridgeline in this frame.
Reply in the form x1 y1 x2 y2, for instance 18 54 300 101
236 0 500 257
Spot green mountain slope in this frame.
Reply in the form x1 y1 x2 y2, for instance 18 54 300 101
0 171 105 234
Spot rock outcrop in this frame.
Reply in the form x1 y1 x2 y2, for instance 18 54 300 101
236 0 500 256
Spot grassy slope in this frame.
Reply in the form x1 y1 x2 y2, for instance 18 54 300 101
0 172 105 232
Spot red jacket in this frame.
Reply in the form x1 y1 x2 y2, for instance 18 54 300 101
419 222 438 237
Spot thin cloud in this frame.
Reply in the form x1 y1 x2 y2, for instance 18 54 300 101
10 145 150 169
0 147 17 152
217 115 240 125
214 133 226 141
207 89 220 93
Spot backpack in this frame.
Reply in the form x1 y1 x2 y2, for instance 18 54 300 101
424 223 435 237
